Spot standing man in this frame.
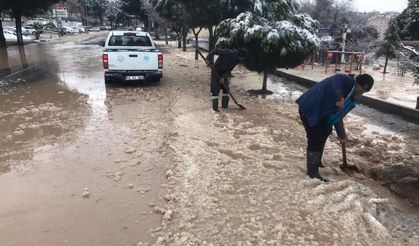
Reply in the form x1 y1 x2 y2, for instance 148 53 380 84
296 73 374 182
205 48 248 112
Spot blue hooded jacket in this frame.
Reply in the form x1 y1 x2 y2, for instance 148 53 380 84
296 74 356 128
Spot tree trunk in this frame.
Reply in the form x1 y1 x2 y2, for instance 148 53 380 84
262 71 268 92
208 25 215 51
0 11 6 48
416 96 419 110
99 9 104 26
18 45 28 68
177 33 181 48
83 2 88 26
13 10 24 45
173 27 181 48
164 26 168 45
176 30 181 48
154 22 160 40
182 27 187 52
193 27 202 60
383 56 389 74
194 33 199 59
0 48 11 77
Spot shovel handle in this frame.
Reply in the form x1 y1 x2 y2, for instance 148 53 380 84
336 91 348 166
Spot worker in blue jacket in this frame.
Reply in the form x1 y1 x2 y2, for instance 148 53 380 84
296 73 374 182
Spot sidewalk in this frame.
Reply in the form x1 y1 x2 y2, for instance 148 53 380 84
279 64 419 109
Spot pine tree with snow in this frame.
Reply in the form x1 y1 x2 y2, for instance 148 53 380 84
375 19 401 74
216 0 320 93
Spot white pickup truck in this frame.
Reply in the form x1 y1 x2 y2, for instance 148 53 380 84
101 31 163 83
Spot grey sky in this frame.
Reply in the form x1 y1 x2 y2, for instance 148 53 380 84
354 0 408 13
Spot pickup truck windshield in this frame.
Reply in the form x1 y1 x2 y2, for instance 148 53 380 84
108 35 152 47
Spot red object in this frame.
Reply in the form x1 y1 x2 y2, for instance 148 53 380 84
327 51 333 59
158 54 163 69
54 6 65 10
103 53 109 69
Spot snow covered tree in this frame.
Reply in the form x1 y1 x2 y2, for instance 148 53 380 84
396 0 419 40
299 0 354 28
375 19 400 74
216 0 320 93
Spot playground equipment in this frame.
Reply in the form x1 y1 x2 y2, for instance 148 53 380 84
300 50 317 70
325 50 365 75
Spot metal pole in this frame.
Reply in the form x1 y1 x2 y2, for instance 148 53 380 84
359 52 364 75
325 51 329 74
312 50 315 69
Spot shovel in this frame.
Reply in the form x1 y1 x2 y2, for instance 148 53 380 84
196 49 246 110
337 93 362 173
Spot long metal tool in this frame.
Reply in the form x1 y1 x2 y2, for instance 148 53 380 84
337 92 362 173
196 49 246 110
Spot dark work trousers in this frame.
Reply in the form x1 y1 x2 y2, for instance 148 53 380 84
299 109 332 152
211 71 229 96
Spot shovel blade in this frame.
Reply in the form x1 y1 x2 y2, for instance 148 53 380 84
340 163 363 173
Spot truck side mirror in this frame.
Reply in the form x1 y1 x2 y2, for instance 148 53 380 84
99 40 105 47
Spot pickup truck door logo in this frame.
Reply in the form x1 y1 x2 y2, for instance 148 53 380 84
144 55 150 62
117 55 124 62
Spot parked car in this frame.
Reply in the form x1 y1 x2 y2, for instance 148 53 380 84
62 26 76 34
90 26 101 32
99 26 112 31
72 26 85 34
3 30 17 36
22 26 37 35
101 31 163 83
3 30 36 44
3 26 16 33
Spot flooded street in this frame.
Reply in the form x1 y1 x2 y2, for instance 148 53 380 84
0 35 168 245
0 36 418 245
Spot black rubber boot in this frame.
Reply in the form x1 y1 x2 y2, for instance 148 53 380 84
307 151 329 182
222 94 229 109
212 98 219 112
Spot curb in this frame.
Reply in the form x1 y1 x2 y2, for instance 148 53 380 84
274 70 419 124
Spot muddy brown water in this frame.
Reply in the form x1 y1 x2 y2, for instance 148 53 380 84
0 38 168 245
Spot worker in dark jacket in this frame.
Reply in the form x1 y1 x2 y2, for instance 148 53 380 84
205 48 248 112
296 73 374 182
